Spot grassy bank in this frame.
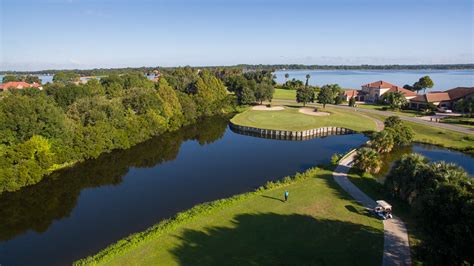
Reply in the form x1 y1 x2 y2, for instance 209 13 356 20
75 167 383 265
231 106 377 132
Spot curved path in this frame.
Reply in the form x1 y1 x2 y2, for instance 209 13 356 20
333 152 412 266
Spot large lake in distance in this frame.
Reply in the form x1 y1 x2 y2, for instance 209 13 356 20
273 69 474 91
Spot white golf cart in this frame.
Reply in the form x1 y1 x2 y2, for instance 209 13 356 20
373 200 393 220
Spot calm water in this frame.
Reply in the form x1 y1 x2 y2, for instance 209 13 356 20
377 144 474 181
273 69 474 91
0 116 368 266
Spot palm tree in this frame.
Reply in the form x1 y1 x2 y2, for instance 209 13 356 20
354 147 382 174
284 73 289 82
370 131 395 153
305 74 311 87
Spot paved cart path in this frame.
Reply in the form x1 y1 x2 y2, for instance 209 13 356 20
333 152 412 266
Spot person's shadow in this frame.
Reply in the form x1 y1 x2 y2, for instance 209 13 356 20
261 195 284 202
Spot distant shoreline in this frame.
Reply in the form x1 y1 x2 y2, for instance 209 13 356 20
1 64 473 75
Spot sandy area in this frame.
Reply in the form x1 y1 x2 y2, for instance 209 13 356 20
252 105 285 111
298 108 330 116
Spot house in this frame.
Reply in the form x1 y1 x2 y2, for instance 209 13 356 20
343 89 366 101
409 87 474 110
0 81 43 91
361 80 417 102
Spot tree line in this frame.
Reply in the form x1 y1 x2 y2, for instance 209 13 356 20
0 69 261 194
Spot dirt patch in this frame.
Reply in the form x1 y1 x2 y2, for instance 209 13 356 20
252 105 285 111
298 108 330 116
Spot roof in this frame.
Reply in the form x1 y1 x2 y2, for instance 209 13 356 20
0 81 41 89
376 200 392 209
362 80 416 96
410 87 474 103
446 87 474 101
343 89 363 97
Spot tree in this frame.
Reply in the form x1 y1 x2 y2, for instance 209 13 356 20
384 116 402 128
296 86 315 106
2 75 18 83
305 74 311 87
237 86 256 105
416 76 434 94
284 73 289 82
348 97 356 107
317 85 335 108
454 98 474 117
382 91 407 110
53 72 80 84
370 130 395 153
353 147 382 174
254 83 274 104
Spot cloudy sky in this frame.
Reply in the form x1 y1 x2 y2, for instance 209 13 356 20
1 0 473 70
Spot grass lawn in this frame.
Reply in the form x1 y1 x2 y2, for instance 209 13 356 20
440 116 474 129
356 104 422 117
273 88 296 100
231 106 377 132
76 168 383 266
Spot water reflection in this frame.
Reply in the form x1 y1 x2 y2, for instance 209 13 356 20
0 116 228 242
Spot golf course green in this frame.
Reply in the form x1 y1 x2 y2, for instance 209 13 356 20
230 106 377 132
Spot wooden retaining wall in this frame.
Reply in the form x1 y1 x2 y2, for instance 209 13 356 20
229 122 355 141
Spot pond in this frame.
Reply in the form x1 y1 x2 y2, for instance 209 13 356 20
377 143 474 181
0 116 368 266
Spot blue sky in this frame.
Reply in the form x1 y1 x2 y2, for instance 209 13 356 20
1 0 473 70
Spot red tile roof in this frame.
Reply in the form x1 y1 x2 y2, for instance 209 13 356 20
410 87 474 103
362 80 416 96
343 89 361 97
0 81 41 90
445 87 474 101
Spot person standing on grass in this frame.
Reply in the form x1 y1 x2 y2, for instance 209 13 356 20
284 191 289 202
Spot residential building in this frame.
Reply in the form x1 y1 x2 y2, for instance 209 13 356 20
409 87 474 110
360 80 417 102
0 81 43 91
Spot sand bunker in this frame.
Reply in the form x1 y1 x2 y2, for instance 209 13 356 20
252 105 285 111
298 108 330 116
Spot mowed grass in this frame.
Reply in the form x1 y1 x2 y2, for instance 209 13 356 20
273 88 296 100
231 106 377 132
80 168 383 266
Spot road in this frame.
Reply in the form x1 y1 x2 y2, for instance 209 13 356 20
271 99 473 135
333 152 412 266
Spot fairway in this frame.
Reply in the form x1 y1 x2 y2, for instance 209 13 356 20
231 106 377 132
273 88 297 100
78 168 383 265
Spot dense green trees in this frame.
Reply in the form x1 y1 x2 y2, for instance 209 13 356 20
385 154 473 264
296 86 315 106
226 71 274 105
382 91 407 110
0 69 240 193
353 147 382 174
316 84 344 108
53 72 80 83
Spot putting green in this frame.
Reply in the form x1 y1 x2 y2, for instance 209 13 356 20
231 107 376 132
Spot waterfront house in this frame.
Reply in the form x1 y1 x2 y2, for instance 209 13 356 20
343 80 417 102
0 81 43 91
360 80 417 102
409 87 474 110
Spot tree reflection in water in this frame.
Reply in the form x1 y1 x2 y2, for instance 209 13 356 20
0 116 229 241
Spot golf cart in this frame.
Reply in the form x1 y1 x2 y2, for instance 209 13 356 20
373 200 392 220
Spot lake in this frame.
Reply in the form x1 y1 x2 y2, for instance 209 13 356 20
0 116 367 266
273 69 474 91
0 116 472 265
